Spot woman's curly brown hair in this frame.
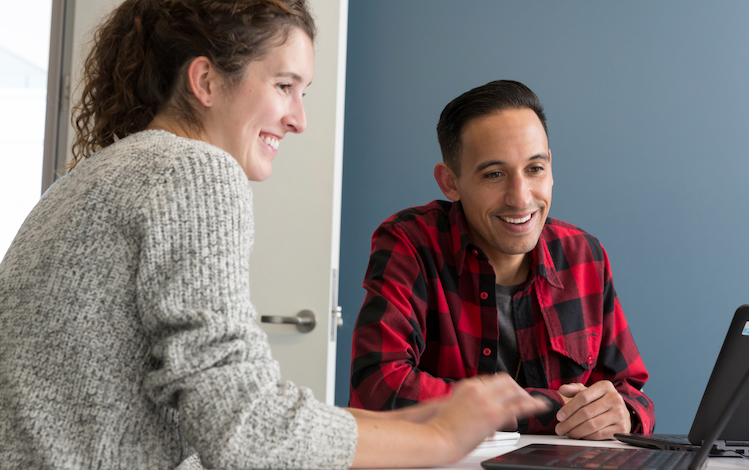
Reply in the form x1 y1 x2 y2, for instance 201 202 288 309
69 0 315 170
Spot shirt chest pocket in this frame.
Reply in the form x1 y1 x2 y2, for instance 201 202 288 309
543 318 603 373
536 284 603 371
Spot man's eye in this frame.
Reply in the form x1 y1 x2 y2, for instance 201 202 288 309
529 166 544 173
277 83 291 92
485 171 501 179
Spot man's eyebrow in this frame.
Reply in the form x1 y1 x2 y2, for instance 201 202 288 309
474 153 549 173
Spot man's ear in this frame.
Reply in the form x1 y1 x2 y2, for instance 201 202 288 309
434 162 461 202
186 56 220 108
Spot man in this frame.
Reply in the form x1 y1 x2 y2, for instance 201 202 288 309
349 80 654 440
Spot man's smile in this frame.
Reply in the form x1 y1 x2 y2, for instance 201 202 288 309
498 213 532 224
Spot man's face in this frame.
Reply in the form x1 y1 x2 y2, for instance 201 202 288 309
451 108 553 262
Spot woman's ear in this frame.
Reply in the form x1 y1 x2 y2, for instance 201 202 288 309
434 162 461 202
186 56 220 108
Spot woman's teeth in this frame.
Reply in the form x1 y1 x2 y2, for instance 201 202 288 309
261 135 279 150
500 214 532 224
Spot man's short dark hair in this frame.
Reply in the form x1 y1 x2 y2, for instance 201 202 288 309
436 80 548 175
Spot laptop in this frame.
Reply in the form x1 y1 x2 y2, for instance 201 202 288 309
481 444 704 470
480 304 749 470
615 304 749 456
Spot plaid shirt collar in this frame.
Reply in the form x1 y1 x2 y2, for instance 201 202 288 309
450 201 564 289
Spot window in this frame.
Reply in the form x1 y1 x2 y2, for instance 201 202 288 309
0 0 53 256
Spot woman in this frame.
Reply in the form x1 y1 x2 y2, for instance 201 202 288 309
0 0 547 468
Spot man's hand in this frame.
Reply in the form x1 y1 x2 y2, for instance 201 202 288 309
554 381 632 440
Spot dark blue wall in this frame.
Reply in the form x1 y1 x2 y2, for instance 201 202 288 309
336 0 749 434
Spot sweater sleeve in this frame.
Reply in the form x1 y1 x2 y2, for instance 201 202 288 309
135 146 356 469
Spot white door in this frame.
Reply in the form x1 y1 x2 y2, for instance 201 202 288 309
249 0 348 405
61 0 348 406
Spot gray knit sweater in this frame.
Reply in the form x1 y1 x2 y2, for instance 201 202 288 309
0 130 357 469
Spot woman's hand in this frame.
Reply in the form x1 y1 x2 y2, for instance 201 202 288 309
349 372 548 468
426 373 548 462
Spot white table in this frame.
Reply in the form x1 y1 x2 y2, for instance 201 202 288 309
407 435 749 469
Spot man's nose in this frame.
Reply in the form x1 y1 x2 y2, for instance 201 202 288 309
505 174 532 209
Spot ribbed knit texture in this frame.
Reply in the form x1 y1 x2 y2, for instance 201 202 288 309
0 130 357 469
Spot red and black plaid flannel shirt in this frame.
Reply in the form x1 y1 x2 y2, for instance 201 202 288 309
349 200 654 434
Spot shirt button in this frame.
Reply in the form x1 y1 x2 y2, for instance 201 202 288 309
587 355 593 364
483 348 492 356
480 291 488 300
472 249 479 257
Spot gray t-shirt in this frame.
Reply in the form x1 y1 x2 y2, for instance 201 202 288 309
496 283 523 384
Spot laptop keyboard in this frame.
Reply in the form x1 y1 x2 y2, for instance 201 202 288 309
553 447 693 469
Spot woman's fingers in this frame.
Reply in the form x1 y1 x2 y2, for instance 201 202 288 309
429 374 549 460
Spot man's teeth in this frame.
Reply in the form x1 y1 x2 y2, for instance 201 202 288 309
261 135 279 150
500 214 532 224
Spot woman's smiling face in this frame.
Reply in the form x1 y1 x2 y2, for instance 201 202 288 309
204 28 314 181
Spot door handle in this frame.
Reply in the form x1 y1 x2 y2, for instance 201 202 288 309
261 309 316 333
333 306 343 330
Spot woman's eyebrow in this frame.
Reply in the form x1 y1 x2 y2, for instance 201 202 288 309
274 72 303 81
